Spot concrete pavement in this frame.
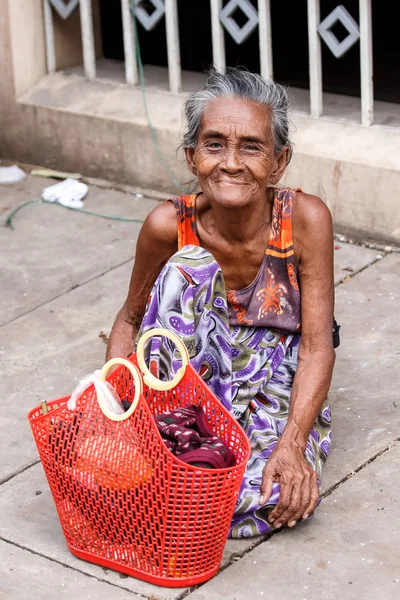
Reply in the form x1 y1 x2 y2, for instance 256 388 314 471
0 173 399 599
188 444 400 600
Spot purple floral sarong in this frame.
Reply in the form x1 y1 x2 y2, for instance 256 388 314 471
137 245 332 538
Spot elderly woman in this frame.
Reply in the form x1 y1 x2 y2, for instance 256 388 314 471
107 68 336 539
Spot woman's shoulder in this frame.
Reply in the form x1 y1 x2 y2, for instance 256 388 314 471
293 190 332 230
144 200 178 246
292 191 333 261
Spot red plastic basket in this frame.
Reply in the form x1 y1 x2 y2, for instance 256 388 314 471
28 328 251 587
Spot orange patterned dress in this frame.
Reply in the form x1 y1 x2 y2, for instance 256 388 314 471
170 187 302 333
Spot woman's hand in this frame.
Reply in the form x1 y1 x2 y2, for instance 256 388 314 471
259 440 319 529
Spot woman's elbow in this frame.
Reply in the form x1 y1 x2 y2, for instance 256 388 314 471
299 342 336 369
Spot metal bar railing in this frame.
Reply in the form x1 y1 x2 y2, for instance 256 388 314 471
165 0 182 93
43 0 56 74
359 0 374 126
210 0 226 73
307 0 323 117
121 0 138 85
79 0 96 80
258 0 273 80
42 0 378 128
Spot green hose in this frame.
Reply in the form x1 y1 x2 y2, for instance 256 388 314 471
5 199 145 231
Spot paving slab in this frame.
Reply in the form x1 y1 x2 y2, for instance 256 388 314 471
0 175 159 325
0 462 259 600
0 540 145 599
333 241 378 284
186 442 400 600
0 261 133 481
322 252 400 492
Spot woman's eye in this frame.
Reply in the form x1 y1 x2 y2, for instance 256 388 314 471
244 145 259 151
208 142 222 149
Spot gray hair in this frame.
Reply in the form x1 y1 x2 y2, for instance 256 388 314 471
182 67 293 161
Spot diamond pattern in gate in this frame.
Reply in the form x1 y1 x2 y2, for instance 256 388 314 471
49 0 79 20
317 5 360 59
133 0 165 32
220 0 259 45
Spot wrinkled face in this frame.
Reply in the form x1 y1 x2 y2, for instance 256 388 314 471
185 97 289 208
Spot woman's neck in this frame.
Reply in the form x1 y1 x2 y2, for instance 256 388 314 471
198 188 274 244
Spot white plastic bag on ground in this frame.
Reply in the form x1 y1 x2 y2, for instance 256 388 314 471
67 370 125 416
42 178 88 209
0 165 26 184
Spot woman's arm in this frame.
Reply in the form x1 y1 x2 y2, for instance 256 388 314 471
260 192 335 528
106 202 178 361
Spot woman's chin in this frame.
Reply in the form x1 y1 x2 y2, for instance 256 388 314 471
207 184 256 207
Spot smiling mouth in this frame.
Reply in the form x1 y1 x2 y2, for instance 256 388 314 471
216 180 249 185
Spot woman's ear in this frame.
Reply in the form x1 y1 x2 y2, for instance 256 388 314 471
269 147 290 184
185 147 197 176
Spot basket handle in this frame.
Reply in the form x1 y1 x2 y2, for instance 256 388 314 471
136 328 189 391
98 358 143 422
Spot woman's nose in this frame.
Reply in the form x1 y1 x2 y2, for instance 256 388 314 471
222 148 243 173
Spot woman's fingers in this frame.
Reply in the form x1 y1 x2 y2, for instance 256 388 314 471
286 471 312 527
261 453 319 529
259 466 274 506
276 470 318 528
302 471 319 520
272 478 302 528
268 472 294 524
273 468 316 528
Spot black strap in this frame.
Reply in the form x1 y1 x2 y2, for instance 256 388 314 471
333 319 341 349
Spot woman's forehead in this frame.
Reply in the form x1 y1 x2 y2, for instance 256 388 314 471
200 97 272 139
